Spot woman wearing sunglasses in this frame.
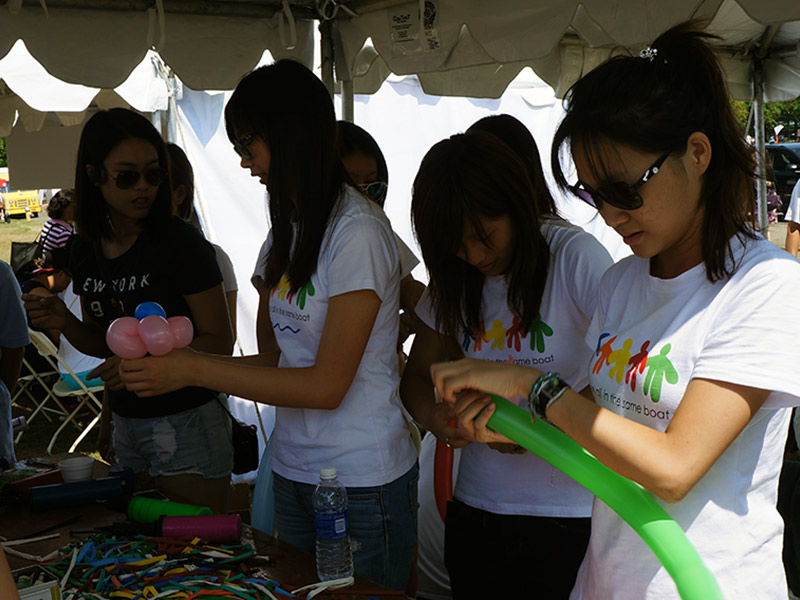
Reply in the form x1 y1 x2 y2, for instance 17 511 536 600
23 108 234 511
428 22 800 600
119 60 418 591
403 127 613 599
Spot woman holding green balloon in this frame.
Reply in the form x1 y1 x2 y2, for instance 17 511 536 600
403 123 613 598
431 22 800 600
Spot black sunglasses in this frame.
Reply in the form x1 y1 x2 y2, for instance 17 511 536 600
111 168 168 190
233 133 256 161
569 151 671 211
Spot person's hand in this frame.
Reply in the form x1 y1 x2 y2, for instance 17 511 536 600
430 357 539 403
119 347 197 397
424 400 473 449
87 356 124 391
451 389 515 446
22 293 70 331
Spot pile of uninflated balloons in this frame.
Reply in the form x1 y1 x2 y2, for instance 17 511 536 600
106 302 194 359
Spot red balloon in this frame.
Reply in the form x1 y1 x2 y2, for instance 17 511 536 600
138 315 175 356
167 316 194 348
106 317 147 359
433 439 454 523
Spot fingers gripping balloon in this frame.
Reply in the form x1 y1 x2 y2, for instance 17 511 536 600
106 302 194 359
485 395 723 600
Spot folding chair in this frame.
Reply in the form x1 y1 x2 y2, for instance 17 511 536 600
11 355 69 443
27 330 104 454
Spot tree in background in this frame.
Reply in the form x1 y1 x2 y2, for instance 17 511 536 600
0 138 6 167
733 98 800 141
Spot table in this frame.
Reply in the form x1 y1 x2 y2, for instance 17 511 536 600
1 460 411 599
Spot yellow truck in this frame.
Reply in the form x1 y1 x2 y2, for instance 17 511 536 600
0 167 41 219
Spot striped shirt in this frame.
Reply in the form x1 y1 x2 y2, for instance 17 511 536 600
40 219 73 252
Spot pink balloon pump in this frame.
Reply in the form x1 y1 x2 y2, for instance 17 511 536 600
106 303 194 358
159 514 242 543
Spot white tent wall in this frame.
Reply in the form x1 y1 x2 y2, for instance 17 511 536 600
330 72 631 275
5 118 83 189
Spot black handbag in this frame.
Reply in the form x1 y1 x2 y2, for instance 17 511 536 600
10 233 44 282
218 398 260 474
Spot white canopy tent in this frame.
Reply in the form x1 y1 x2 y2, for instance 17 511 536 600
2 0 800 478
2 0 800 225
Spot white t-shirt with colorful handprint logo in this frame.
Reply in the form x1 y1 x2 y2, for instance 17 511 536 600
253 186 417 487
572 234 800 600
416 217 613 517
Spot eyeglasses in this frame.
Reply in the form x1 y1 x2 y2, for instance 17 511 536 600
110 168 168 190
568 151 671 210
360 181 387 204
233 133 256 161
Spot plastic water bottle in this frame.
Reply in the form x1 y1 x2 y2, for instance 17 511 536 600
313 467 353 581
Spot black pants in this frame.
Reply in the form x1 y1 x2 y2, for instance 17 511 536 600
444 499 590 599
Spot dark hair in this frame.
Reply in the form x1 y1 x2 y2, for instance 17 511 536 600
551 21 755 282
74 108 173 242
337 120 389 207
468 114 557 216
47 189 73 219
225 60 346 293
166 143 195 221
412 131 550 336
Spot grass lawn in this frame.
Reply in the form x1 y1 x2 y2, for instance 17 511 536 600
0 213 45 264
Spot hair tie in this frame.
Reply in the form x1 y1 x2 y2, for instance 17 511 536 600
639 47 658 61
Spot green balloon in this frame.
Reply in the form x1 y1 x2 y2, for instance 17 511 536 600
485 395 722 600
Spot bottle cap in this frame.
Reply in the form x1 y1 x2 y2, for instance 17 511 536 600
320 467 337 479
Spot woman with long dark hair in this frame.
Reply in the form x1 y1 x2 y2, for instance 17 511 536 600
120 60 418 591
402 128 612 598
430 22 800 599
24 108 234 511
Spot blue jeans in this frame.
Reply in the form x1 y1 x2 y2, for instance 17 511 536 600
112 398 233 479
272 463 419 591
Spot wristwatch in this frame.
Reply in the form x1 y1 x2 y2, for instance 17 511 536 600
527 371 570 425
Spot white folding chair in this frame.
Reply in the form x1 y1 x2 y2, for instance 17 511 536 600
11 355 69 443
27 330 104 454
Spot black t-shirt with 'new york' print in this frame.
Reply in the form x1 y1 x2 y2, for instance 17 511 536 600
71 217 223 418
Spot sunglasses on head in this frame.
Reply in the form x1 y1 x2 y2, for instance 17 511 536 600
111 168 168 190
569 151 671 211
233 133 256 161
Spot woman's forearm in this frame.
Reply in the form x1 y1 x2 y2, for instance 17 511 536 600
189 353 349 409
61 313 110 358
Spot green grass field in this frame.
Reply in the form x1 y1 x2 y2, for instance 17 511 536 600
0 213 45 264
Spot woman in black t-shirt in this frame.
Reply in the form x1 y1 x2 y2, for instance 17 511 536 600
23 108 234 512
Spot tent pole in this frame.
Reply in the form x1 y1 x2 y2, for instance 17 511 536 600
320 20 334 97
342 79 355 122
753 58 768 236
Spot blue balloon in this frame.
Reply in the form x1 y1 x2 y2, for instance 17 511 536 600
134 302 167 321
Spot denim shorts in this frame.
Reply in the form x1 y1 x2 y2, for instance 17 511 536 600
272 463 419 591
112 397 233 479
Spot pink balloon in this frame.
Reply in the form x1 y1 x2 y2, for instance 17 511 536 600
106 317 147 359
138 315 175 356
167 316 194 348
